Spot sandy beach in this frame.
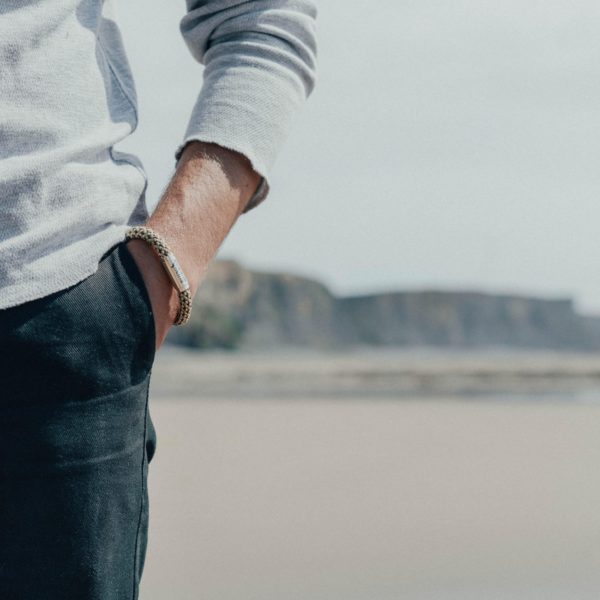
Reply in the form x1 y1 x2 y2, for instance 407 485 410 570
140 349 600 599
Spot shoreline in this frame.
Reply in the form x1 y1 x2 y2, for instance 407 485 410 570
150 347 600 401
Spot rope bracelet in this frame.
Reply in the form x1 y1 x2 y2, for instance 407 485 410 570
124 226 192 326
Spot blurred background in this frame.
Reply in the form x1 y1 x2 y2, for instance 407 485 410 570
116 2 600 598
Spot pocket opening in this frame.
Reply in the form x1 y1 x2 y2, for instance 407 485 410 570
114 241 157 366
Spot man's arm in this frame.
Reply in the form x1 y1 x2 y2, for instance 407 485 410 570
127 1 317 349
126 140 259 348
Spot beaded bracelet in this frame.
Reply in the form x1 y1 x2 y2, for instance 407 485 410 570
125 226 192 326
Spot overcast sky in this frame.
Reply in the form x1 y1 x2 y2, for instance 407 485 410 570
116 1 600 313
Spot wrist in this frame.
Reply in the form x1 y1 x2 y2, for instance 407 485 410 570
125 238 180 326
125 227 194 326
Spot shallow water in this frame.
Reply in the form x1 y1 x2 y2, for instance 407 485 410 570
140 352 600 599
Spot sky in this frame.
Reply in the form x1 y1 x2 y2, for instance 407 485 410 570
116 1 600 313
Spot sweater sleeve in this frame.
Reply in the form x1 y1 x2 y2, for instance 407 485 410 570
176 0 318 213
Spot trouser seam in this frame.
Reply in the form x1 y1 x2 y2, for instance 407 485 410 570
131 373 151 599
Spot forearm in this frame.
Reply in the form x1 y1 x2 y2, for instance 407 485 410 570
149 140 260 292
126 141 260 332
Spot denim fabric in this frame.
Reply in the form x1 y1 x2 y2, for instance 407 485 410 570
0 241 157 599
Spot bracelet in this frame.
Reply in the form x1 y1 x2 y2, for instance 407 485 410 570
124 226 193 326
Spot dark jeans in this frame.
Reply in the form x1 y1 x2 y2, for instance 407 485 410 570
0 240 157 599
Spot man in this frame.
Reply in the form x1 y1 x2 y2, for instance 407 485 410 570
0 1 317 597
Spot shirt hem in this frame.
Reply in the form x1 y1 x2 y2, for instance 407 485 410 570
0 226 130 311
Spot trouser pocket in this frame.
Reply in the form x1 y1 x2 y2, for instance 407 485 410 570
0 240 156 405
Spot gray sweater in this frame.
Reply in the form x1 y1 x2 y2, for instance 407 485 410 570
0 0 317 310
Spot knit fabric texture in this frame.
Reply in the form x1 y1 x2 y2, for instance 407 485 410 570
0 0 317 310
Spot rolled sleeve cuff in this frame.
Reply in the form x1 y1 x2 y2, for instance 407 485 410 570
174 58 306 214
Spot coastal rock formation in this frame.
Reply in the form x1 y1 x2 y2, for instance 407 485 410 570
165 260 600 350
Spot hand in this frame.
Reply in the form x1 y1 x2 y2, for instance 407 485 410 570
124 238 179 351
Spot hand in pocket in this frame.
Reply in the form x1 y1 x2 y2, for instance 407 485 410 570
124 239 179 351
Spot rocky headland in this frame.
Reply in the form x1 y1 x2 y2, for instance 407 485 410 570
165 259 600 351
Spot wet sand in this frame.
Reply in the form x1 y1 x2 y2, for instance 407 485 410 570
140 349 600 599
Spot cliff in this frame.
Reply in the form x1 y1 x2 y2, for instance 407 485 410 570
165 260 600 351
